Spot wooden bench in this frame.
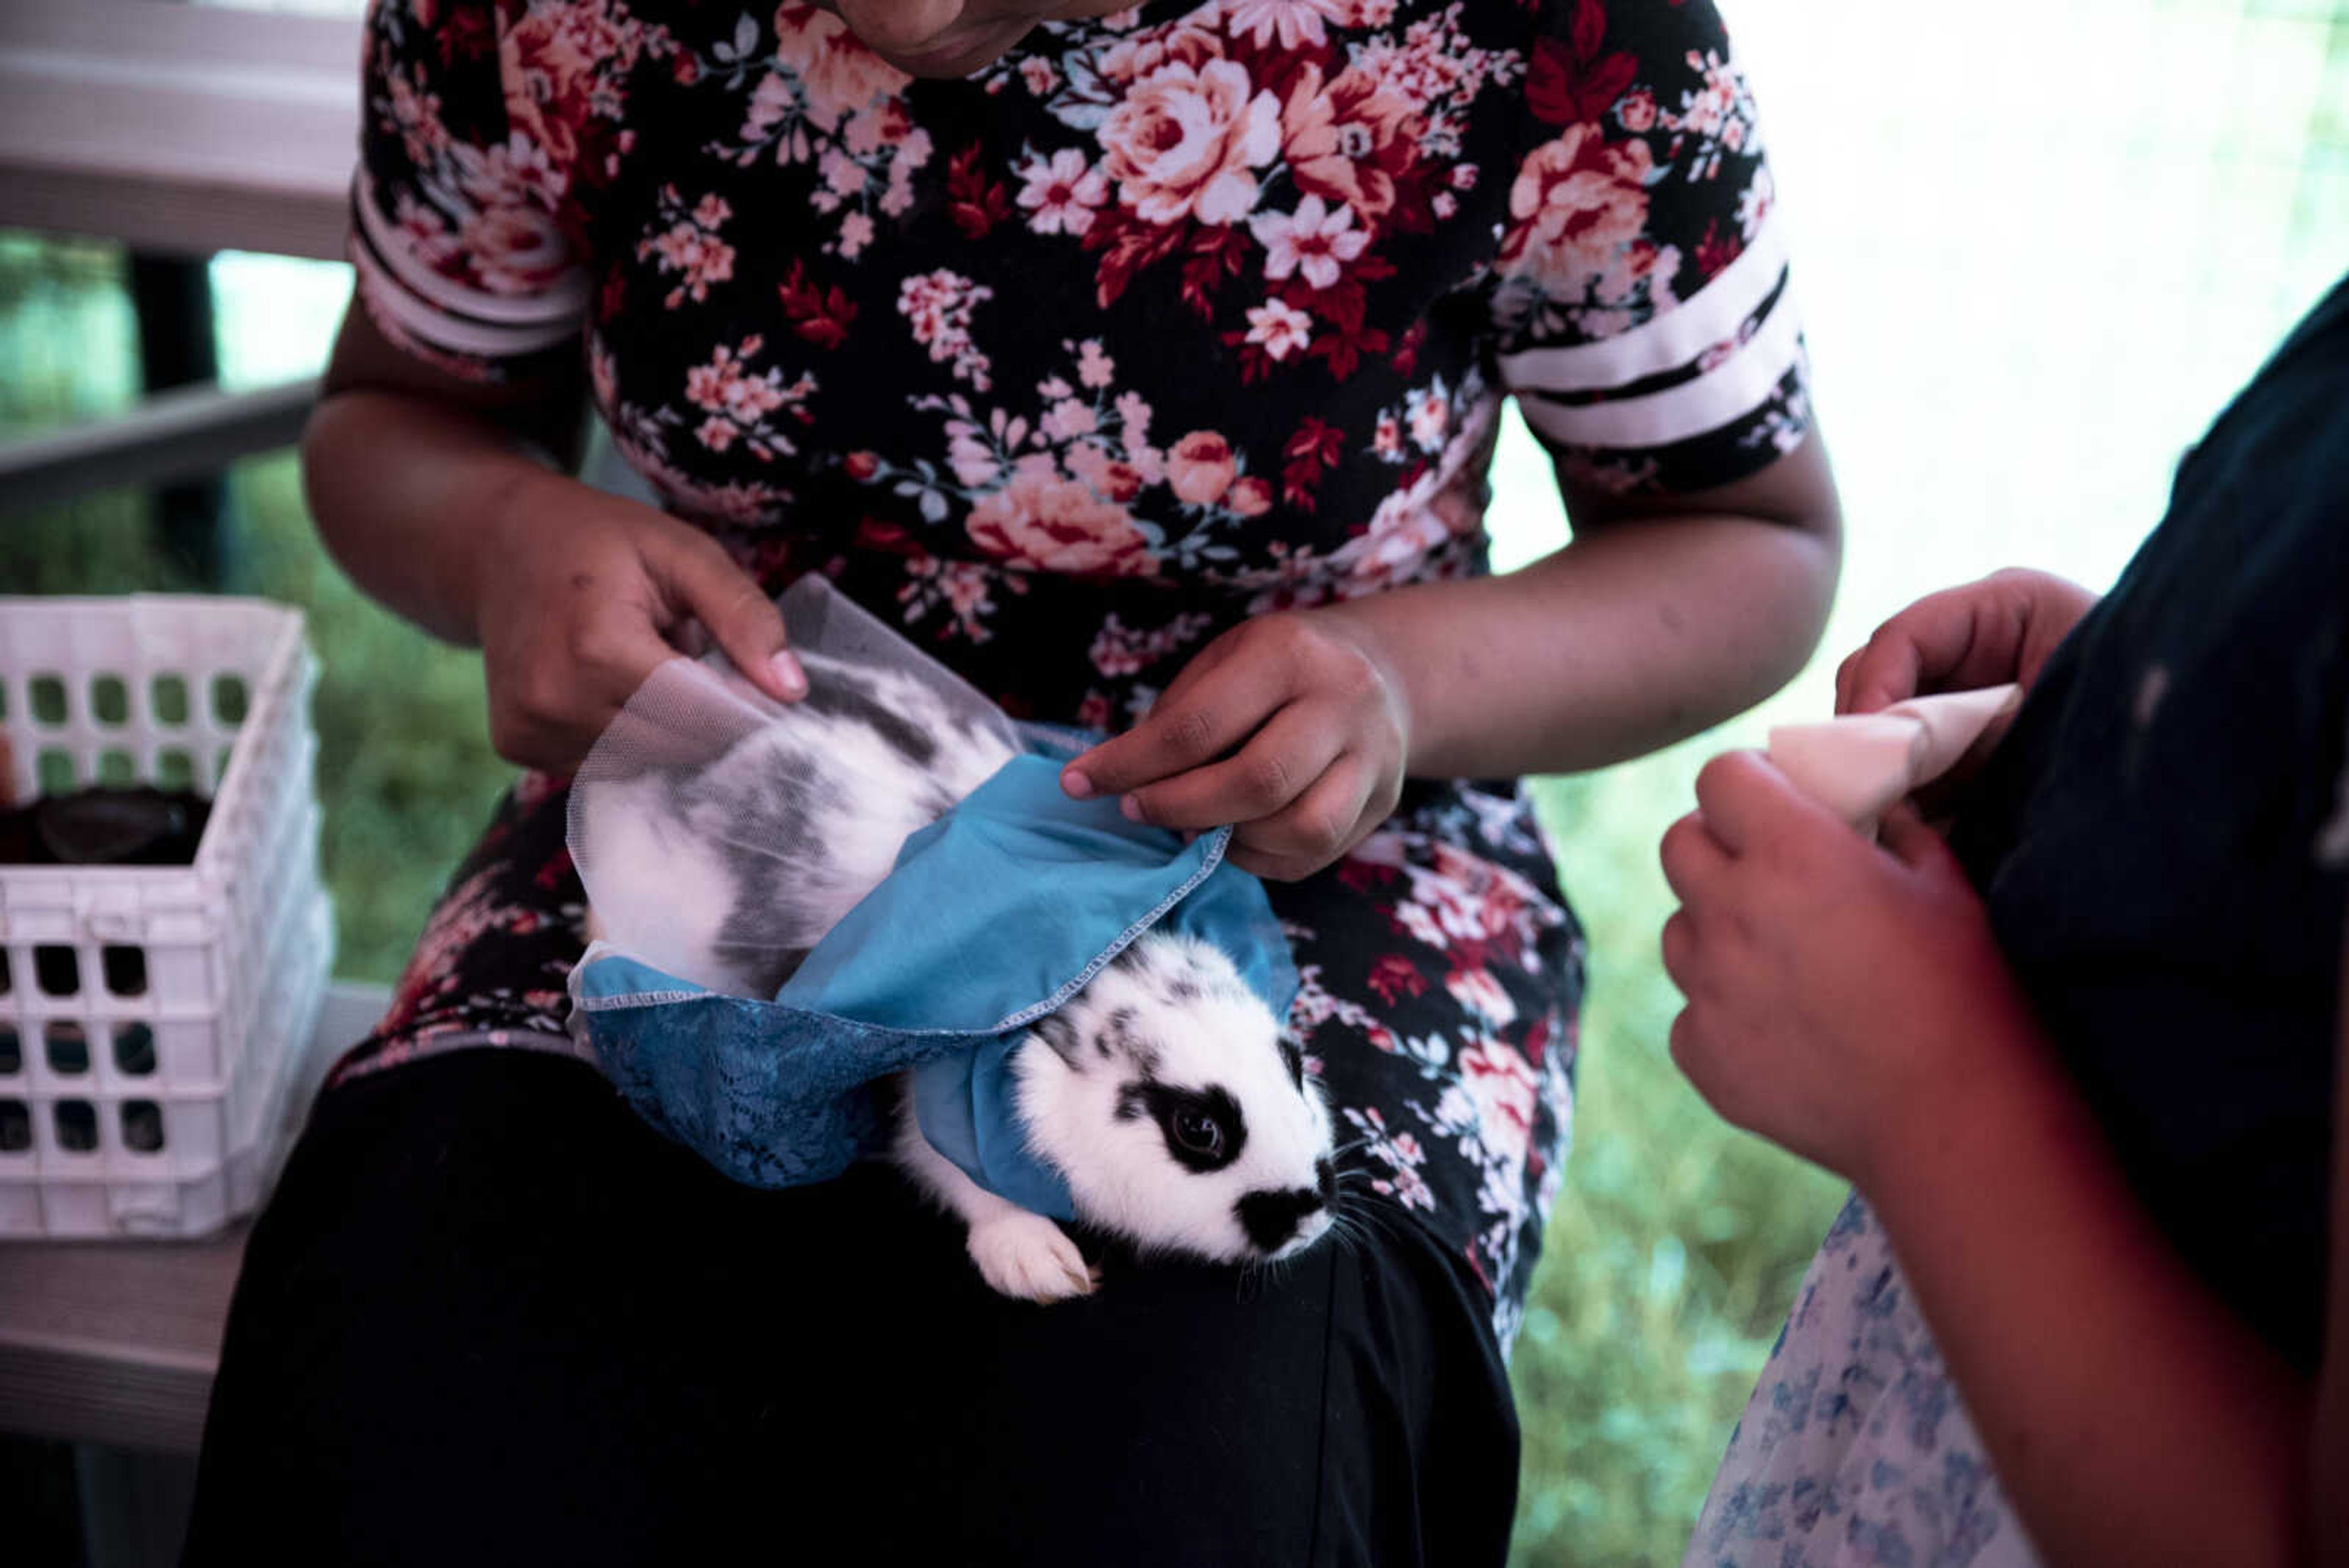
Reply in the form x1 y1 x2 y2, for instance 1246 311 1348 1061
0 983 388 1459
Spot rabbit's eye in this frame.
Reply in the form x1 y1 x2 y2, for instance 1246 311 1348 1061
1170 1107 1225 1159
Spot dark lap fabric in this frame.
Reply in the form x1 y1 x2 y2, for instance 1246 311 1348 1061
182 1050 1516 1567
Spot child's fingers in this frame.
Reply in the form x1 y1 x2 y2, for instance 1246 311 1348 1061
1691 750 1828 855
1120 704 1345 831
1658 812 1731 904
1063 648 1290 800
1659 910 1701 994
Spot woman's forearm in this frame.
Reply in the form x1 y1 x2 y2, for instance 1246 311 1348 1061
1861 1000 2315 1566
302 387 581 648
1327 502 1838 779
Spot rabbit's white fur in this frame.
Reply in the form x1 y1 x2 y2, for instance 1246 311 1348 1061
579 651 1337 1302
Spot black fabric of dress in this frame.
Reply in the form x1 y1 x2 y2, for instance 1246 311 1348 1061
182 1049 1518 1567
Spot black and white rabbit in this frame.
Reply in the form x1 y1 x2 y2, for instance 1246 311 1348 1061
576 650 1338 1302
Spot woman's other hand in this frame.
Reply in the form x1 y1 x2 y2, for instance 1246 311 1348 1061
1057 611 1410 882
1657 751 2038 1186
1835 567 2099 715
473 478 804 774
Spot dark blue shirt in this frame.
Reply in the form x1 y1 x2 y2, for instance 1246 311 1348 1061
1953 273 2349 1371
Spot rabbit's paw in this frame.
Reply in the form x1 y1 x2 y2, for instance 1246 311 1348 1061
967 1212 1099 1303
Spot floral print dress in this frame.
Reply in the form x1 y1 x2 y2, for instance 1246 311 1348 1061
338 0 1811 1344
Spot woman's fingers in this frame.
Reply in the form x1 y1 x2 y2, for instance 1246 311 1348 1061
1063 644 1292 801
1120 702 1347 831
642 524 801 700
1226 759 1368 881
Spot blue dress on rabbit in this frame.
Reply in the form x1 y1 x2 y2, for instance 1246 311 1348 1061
1688 272 2349 1566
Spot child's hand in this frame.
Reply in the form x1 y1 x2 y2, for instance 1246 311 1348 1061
1058 611 1409 882
473 482 804 774
1658 751 2037 1184
1837 568 2098 715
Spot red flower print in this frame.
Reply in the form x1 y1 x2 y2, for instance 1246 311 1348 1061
1367 953 1429 1005
779 259 859 349
1525 0 1639 129
1280 415 1345 510
946 142 1012 240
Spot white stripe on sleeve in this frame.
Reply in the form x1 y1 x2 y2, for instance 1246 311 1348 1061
1516 283 1803 451
1498 215 1790 396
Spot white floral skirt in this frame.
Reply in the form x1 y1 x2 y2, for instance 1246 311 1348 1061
1684 1194 2041 1568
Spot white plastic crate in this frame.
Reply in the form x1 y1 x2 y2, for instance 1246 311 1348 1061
0 595 335 1238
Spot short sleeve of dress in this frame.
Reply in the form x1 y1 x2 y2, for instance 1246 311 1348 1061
1486 0 1811 496
348 0 591 383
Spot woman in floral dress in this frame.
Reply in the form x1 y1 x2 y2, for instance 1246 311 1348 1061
185 0 1837 1561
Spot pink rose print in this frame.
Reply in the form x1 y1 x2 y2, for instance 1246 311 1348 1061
1226 474 1274 516
1499 124 1656 293
965 471 1159 578
1096 59 1280 226
1165 431 1238 506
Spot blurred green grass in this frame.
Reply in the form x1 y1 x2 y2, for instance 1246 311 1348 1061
1 231 1842 1564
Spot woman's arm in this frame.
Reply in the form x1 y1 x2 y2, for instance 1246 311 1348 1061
304 307 801 771
1663 754 2340 1566
1324 434 1841 778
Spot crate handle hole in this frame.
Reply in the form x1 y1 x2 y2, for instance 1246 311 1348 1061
29 674 69 726
54 1100 97 1153
91 674 130 727
211 674 250 726
43 1022 89 1075
37 750 76 796
151 674 190 726
103 946 148 998
33 945 80 997
112 1022 155 1076
121 1100 165 1153
0 1100 28 1153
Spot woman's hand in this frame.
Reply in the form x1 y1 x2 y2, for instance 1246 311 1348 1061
1836 567 2099 715
1658 750 2039 1186
472 474 804 773
1058 611 1410 882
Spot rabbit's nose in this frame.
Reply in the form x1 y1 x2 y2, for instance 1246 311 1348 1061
1237 1185 1326 1252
